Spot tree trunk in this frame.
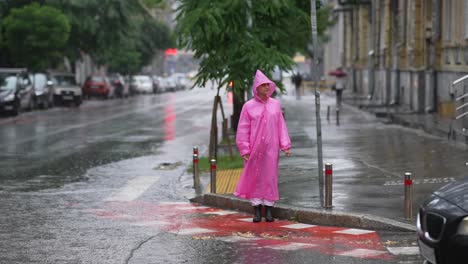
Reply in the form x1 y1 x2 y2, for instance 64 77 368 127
231 89 245 132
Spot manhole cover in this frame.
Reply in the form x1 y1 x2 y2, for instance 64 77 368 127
153 162 183 170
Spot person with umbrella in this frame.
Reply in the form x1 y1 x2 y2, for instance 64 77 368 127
329 67 347 110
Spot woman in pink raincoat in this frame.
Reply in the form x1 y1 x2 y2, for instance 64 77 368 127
234 69 291 223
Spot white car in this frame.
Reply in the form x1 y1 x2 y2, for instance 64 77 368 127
171 73 190 90
159 76 177 92
51 72 82 106
131 75 153 94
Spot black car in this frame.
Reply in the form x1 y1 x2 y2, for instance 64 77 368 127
417 177 468 264
0 68 34 115
31 73 54 109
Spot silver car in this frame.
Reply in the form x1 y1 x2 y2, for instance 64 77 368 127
51 72 82 106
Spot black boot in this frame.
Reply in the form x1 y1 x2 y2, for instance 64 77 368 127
253 205 262 223
265 206 274 222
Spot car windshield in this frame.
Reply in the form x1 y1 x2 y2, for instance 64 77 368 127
0 75 17 91
53 75 76 86
91 76 105 82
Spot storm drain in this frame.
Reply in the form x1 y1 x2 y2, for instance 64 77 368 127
153 162 183 170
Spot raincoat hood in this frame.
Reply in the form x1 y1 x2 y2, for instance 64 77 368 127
252 69 276 101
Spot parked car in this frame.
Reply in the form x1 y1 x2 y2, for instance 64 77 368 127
417 176 468 264
82 75 113 99
159 76 177 92
108 74 129 98
151 75 161 93
31 73 54 109
0 68 34 115
172 73 189 90
130 75 153 94
51 72 82 106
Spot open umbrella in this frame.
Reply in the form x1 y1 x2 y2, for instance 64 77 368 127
328 68 347 78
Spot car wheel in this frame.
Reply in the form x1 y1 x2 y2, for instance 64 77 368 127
11 100 20 116
74 98 82 107
28 98 35 111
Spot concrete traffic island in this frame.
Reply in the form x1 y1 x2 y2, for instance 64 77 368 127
190 193 417 232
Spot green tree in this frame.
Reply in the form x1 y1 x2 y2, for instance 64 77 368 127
45 0 173 69
176 0 332 130
2 3 70 71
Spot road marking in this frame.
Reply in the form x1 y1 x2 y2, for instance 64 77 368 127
172 228 216 235
264 242 317 251
238 218 254 222
387 247 420 255
282 223 317 229
104 176 160 202
384 177 456 186
338 248 387 257
334 228 375 235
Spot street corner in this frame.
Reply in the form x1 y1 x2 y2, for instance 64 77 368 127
191 193 417 233
86 201 420 261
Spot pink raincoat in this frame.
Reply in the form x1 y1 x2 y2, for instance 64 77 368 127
234 70 291 201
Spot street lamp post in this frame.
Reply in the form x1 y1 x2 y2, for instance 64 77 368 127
310 0 325 207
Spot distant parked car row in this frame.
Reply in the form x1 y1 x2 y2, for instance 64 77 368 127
81 73 189 99
1 69 192 117
0 68 83 116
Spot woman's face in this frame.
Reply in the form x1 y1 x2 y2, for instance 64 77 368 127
257 83 270 98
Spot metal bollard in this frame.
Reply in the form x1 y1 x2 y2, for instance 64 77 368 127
336 109 340 126
193 150 200 188
210 159 217 193
404 172 413 220
327 105 330 121
324 163 333 208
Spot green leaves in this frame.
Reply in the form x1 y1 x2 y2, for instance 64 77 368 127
2 3 70 71
176 0 311 94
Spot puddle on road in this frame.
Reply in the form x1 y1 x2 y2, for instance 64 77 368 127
153 162 183 170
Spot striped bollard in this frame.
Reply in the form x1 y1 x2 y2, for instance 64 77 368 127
210 159 217 193
324 163 333 208
193 146 200 188
404 172 413 220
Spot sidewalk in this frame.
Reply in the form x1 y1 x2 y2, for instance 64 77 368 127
191 87 468 233
343 92 468 146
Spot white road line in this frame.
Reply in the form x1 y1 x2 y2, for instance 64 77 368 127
282 223 317 229
171 228 216 235
104 176 160 202
387 247 420 255
264 242 317 251
338 248 387 258
333 228 375 235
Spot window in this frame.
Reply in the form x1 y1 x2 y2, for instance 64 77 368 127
464 1 468 39
443 1 452 42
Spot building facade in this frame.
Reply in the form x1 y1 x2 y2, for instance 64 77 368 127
325 0 468 128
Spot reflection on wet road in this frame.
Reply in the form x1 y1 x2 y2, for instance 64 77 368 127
0 90 210 192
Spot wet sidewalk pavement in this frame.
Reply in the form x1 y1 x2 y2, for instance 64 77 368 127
193 87 468 232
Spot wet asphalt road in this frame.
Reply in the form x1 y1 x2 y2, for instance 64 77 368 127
0 85 425 263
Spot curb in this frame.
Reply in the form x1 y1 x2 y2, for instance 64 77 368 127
190 193 417 232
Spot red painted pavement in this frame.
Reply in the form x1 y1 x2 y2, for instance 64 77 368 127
88 202 393 260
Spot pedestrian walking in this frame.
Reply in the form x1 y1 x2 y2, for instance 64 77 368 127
291 71 303 100
331 67 347 110
234 69 292 223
